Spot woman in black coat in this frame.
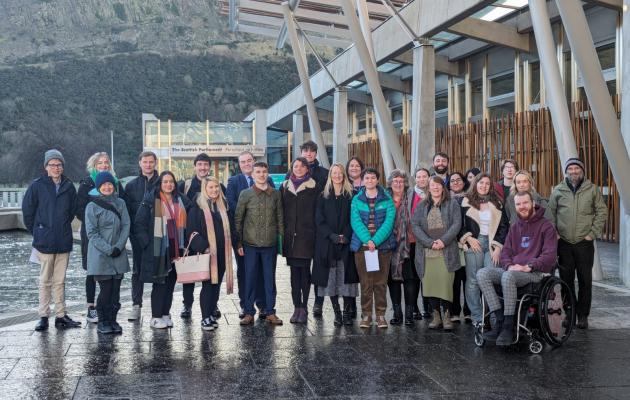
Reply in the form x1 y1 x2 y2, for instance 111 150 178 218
281 157 319 324
134 171 191 329
76 152 126 324
312 163 359 326
186 177 236 331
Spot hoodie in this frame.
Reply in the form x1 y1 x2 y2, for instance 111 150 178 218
500 205 558 273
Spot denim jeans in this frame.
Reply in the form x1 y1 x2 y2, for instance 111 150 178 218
464 235 495 324
243 245 277 316
235 249 267 311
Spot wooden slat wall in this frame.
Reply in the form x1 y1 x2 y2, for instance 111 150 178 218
349 100 620 242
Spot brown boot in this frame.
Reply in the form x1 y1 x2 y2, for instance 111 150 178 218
376 316 388 329
428 310 442 329
240 314 254 325
266 314 283 325
359 315 372 328
442 309 453 331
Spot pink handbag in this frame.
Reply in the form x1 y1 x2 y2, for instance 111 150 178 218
174 232 211 284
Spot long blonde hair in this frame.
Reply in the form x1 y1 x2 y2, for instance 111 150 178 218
323 163 353 198
86 152 117 176
510 170 540 196
196 177 231 253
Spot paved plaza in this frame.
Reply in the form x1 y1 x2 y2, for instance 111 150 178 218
0 237 629 399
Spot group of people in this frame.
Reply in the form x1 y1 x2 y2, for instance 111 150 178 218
22 143 607 344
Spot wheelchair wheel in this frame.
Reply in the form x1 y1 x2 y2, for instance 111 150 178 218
538 277 576 347
474 326 485 347
529 339 543 354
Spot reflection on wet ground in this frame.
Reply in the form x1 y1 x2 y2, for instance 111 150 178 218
0 231 629 399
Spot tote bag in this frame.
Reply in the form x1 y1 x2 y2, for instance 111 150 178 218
174 232 211 284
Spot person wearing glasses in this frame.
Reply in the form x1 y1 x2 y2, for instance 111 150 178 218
23 149 81 331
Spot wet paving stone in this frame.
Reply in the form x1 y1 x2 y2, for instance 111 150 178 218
0 377 80 400
73 372 181 400
7 354 111 379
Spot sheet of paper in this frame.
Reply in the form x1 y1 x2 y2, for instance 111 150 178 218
29 248 41 265
364 250 380 272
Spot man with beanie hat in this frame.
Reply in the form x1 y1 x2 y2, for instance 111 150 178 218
548 157 607 329
22 149 81 331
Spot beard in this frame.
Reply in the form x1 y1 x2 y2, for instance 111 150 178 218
434 165 448 175
518 207 534 220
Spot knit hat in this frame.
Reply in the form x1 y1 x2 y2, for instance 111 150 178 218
194 153 212 165
564 157 585 173
44 149 65 167
95 171 116 193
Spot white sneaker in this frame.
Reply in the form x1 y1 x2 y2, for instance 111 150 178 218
162 315 174 328
127 305 141 321
150 317 168 329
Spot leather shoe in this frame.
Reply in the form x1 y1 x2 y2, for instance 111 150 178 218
35 317 49 331
55 314 81 329
240 314 254 325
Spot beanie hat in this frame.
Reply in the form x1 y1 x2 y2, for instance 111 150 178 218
44 149 65 167
564 157 585 173
95 171 116 193
194 153 212 165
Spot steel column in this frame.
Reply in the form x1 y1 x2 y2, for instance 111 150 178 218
410 43 436 172
333 87 349 165
282 3 330 168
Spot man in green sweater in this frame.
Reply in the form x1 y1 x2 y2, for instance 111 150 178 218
235 162 284 326
548 158 607 329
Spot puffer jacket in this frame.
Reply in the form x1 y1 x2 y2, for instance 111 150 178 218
281 178 318 260
84 194 130 276
350 186 396 252
234 185 284 248
548 178 607 244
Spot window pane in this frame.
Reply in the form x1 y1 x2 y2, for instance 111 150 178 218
490 73 514 97
435 93 448 110
531 62 541 104
471 79 483 116
597 44 615 70
458 85 465 123
489 102 514 119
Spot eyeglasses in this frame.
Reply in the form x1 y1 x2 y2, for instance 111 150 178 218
47 163 63 169
450 178 463 183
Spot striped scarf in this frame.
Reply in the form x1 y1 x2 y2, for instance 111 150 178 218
202 201 234 294
153 193 187 283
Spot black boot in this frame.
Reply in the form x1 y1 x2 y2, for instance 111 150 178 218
496 315 515 346
484 309 504 341
35 317 49 331
180 304 192 319
332 302 343 327
390 304 403 325
110 305 122 334
404 305 414 326
97 310 114 334
313 297 324 318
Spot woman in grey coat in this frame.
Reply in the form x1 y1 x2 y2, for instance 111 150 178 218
85 171 130 335
411 176 462 331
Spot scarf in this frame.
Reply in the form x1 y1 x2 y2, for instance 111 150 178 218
202 201 234 294
152 192 187 283
290 172 311 191
390 192 410 281
414 186 426 197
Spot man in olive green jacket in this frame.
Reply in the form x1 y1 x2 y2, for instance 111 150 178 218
235 162 284 326
548 158 607 329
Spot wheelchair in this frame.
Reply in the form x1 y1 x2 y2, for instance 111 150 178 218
474 269 576 354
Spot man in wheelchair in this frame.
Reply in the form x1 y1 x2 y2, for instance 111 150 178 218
477 191 557 346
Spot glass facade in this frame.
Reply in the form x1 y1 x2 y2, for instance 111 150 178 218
143 117 286 183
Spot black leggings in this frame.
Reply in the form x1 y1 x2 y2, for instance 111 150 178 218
200 264 226 319
290 266 311 308
96 278 122 322
151 268 177 318
86 275 96 304
388 245 421 308
450 266 470 316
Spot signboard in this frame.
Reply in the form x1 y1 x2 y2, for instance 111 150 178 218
269 174 286 188
169 145 266 158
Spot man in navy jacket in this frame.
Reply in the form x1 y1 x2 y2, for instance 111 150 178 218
226 151 275 318
22 149 81 331
124 151 159 321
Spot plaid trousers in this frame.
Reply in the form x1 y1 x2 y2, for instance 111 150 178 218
477 267 542 316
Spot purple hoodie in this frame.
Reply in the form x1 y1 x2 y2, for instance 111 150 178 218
500 205 558 273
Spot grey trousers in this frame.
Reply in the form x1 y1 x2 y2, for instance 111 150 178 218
477 267 542 316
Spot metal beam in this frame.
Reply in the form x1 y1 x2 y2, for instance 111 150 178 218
282 3 331 168
237 23 350 48
582 0 622 10
341 0 408 175
262 0 493 127
356 72 412 93
556 0 630 211
446 17 531 52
